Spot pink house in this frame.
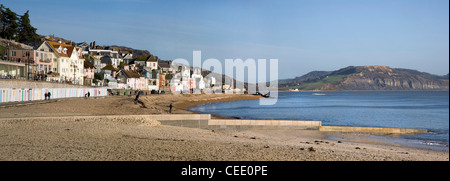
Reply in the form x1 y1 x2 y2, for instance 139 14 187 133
83 59 95 85
116 69 148 90
8 49 54 77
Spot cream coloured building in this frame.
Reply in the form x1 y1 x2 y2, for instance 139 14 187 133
36 40 85 85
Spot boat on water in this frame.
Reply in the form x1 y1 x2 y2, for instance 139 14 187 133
312 93 326 96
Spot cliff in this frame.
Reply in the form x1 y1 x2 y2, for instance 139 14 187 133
280 66 449 90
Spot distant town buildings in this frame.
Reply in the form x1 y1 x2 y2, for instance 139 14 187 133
1 38 238 94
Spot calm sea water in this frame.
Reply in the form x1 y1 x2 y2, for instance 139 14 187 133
189 91 449 151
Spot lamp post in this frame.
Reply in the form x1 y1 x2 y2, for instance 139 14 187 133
25 51 30 80
71 62 78 85
7 43 9 61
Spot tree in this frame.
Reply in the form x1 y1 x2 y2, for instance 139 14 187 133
119 61 125 69
0 4 6 37
17 10 38 43
94 73 104 80
0 7 19 40
0 5 38 43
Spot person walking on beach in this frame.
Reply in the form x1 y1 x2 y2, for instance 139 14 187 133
47 92 51 100
169 103 173 114
44 90 49 100
134 92 147 108
134 92 140 104
87 91 90 98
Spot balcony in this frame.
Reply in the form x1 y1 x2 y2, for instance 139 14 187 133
0 58 34 65
40 58 52 63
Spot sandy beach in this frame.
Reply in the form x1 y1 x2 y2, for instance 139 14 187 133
0 94 448 161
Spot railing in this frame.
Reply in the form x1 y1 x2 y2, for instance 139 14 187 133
0 58 34 65
40 58 52 63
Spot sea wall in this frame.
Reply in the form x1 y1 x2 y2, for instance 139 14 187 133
0 114 427 134
0 87 108 103
0 79 94 89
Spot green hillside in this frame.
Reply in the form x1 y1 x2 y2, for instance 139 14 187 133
279 66 449 91
286 75 347 90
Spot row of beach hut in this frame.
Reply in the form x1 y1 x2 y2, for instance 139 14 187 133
0 88 107 103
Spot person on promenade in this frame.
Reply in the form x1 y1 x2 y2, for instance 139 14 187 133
169 103 173 114
47 92 51 100
44 92 48 100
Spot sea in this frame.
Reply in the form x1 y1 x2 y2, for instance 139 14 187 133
189 91 449 152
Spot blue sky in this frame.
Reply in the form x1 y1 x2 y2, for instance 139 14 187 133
3 0 449 79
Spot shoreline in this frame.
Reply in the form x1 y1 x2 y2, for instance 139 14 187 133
172 93 261 119
0 93 448 161
279 89 450 92
172 93 449 154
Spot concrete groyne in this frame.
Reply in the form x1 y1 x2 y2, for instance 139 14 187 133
319 126 427 134
207 119 321 130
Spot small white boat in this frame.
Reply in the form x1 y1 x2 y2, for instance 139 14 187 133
312 93 326 96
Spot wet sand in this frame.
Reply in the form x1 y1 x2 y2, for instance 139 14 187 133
0 94 448 161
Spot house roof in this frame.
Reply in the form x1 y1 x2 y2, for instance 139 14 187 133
148 56 157 62
101 64 118 71
88 54 100 60
133 55 158 63
122 53 133 59
134 55 150 62
158 60 171 68
84 60 95 69
46 40 83 59
100 55 112 64
32 40 47 50
122 70 142 78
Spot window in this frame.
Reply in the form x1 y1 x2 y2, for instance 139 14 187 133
36 52 39 57
53 68 57 71
12 51 16 56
